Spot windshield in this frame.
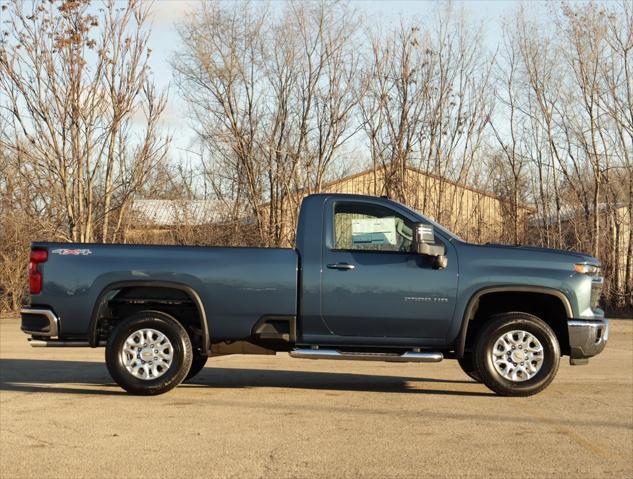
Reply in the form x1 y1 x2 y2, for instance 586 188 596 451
389 199 464 242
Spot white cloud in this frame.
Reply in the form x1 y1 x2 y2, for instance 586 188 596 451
150 0 201 28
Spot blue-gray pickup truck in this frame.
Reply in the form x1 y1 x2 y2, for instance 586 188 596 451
21 194 608 396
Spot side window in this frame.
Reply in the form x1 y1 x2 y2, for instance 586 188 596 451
333 202 414 252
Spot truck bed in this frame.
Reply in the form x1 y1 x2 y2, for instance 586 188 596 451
31 242 298 340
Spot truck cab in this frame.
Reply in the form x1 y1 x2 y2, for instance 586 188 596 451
296 194 459 345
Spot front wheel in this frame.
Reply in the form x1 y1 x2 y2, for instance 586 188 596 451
457 352 481 382
475 312 560 397
106 310 193 395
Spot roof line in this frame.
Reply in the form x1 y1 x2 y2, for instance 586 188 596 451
316 164 533 210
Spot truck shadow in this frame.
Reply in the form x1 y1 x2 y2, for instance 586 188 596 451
0 358 492 397
186 367 493 396
0 358 124 396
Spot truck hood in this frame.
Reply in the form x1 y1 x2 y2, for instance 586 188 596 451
461 242 600 266
482 243 599 263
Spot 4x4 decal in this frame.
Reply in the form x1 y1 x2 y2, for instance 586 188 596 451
51 248 92 256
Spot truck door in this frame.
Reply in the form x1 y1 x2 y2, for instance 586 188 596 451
320 198 458 341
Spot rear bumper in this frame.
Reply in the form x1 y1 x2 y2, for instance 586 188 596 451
568 319 608 365
21 308 59 338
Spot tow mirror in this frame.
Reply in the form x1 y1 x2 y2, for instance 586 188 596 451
412 223 447 269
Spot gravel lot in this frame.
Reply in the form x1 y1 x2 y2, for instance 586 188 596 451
1 316 631 478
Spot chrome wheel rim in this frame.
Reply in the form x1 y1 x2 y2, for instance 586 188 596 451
491 330 544 382
121 328 174 380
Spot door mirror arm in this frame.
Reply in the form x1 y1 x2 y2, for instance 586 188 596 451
433 254 448 270
412 222 447 270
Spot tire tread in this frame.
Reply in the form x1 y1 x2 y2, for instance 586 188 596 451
105 310 193 395
475 312 560 397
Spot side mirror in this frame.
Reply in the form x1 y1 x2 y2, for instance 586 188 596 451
412 223 447 270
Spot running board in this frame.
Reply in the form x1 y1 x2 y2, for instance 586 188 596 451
289 348 443 363
29 339 105 347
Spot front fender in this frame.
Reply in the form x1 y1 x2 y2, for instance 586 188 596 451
451 285 573 357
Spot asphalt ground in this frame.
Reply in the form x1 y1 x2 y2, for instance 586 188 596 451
1 316 631 478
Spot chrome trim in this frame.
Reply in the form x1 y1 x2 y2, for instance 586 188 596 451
29 339 105 347
20 308 60 338
326 263 356 270
290 348 443 363
120 328 174 380
568 319 608 364
491 330 544 382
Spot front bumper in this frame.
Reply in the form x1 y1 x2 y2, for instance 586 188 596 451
568 319 608 365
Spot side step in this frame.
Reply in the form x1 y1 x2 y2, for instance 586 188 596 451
28 339 106 347
289 348 443 363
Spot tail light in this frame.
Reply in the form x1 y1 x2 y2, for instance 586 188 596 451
29 249 48 294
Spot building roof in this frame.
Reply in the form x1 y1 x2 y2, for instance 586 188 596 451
528 202 629 226
133 165 540 228
131 199 222 226
311 165 534 211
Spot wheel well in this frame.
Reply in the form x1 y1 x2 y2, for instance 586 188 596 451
462 292 570 356
93 286 207 352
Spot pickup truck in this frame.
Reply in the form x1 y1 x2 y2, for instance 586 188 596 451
21 194 608 396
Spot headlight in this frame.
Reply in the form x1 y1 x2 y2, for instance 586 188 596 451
590 278 603 308
575 263 601 275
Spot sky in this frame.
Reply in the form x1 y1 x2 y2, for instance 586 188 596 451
145 0 551 165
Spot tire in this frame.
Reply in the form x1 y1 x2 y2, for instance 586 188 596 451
106 310 193 395
457 352 481 382
475 312 560 397
184 349 208 382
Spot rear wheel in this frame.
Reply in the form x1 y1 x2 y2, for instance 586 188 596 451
106 310 192 395
475 312 560 397
457 352 481 382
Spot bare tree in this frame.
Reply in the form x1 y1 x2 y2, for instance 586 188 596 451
489 14 533 245
501 2 632 308
173 0 360 246
358 22 428 202
0 0 170 243
2 0 630 313
414 6 495 232
598 1 633 305
360 6 495 237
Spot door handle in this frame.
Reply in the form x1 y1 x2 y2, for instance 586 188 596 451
327 263 355 270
